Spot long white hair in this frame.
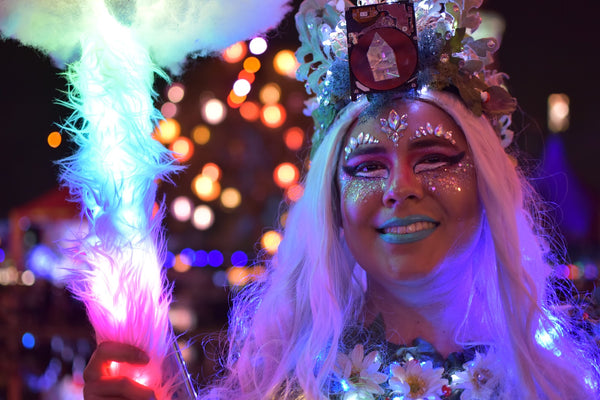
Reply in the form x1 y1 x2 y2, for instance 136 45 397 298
200 91 599 399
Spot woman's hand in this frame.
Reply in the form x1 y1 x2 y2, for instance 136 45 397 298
83 341 157 400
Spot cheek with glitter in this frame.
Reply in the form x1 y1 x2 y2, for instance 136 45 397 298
418 157 475 195
339 177 385 206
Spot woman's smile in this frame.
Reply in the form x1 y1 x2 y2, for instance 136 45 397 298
377 215 439 244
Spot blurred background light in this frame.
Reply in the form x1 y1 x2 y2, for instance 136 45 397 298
261 230 282 254
222 42 247 63
260 104 286 128
201 98 227 125
208 250 224 267
220 187 242 209
230 250 248 267
259 83 281 105
192 124 210 145
273 49 299 78
202 163 222 182
192 205 215 230
249 37 268 55
161 102 178 119
273 162 299 188
284 127 304 150
47 131 62 148
233 79 251 97
548 93 570 133
239 101 260 121
167 83 185 103
154 118 181 144
22 332 35 349
238 70 255 84
169 136 194 162
171 196 194 222
243 57 261 73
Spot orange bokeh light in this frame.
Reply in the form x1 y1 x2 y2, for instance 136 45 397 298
239 101 260 121
238 70 255 84
284 127 304 150
169 136 194 162
243 57 261 73
47 131 62 148
273 162 299 188
260 104 286 128
153 118 181 144
285 183 304 203
222 42 247 63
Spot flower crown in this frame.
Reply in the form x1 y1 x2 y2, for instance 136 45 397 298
295 0 517 155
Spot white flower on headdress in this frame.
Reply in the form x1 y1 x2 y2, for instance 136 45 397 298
452 352 502 400
334 344 388 399
389 359 447 399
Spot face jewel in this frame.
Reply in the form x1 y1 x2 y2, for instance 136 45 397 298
344 131 380 160
411 123 456 145
379 110 408 145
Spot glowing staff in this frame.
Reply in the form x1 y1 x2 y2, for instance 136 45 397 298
0 0 291 397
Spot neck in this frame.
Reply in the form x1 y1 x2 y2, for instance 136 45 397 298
363 256 477 357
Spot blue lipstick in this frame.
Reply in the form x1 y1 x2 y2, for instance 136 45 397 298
378 215 439 244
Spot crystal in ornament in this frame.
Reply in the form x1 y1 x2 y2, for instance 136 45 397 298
344 131 380 159
367 33 400 82
379 110 408 144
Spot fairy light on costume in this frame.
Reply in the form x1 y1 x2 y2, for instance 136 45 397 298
0 0 290 398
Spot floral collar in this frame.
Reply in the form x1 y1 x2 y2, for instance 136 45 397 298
330 316 506 400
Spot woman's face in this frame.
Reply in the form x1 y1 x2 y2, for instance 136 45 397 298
337 98 481 282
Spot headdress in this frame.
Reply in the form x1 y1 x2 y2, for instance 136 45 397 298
295 0 517 155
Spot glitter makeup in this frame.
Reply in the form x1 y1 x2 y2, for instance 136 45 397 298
344 132 380 160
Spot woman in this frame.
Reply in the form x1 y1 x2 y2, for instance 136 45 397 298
83 0 600 399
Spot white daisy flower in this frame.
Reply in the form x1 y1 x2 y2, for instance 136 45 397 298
389 359 447 399
452 352 502 400
334 343 388 400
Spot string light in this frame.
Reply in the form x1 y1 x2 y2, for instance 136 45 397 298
273 162 299 188
273 49 299 78
249 37 268 55
261 104 286 128
201 98 227 125
47 131 62 148
222 42 247 63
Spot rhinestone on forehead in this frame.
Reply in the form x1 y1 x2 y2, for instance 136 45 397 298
411 123 457 145
344 131 380 160
379 110 408 145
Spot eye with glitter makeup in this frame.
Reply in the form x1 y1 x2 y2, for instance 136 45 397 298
413 151 465 174
342 160 389 179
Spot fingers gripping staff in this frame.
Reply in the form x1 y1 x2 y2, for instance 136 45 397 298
0 0 291 398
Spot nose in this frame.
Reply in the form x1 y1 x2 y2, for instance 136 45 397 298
382 164 424 208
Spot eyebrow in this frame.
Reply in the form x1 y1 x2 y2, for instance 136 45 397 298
408 137 459 151
344 145 387 160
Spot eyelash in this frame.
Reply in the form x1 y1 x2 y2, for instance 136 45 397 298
342 151 465 178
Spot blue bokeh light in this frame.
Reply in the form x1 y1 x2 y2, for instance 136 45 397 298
208 250 224 267
180 248 195 266
194 250 208 267
0 248 5 263
231 250 248 267
164 251 176 269
22 332 35 349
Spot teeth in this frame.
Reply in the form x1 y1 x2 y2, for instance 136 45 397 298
383 221 436 235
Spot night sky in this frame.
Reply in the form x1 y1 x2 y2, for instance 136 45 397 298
1 0 599 219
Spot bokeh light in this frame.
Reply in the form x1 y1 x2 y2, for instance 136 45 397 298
201 98 227 125
261 104 286 128
169 136 194 162
202 163 222 182
208 250 224 267
171 196 193 222
169 307 197 331
233 79 252 97
161 102 178 118
167 83 185 103
21 270 35 286
22 332 35 349
273 162 299 189
154 118 181 144
0 248 5 263
47 131 62 148
259 83 281 105
221 187 242 209
192 205 215 230
173 253 192 273
238 70 255 84
261 231 282 254
194 250 208 267
273 49 299 78
227 91 246 109
239 101 260 121
285 183 304 203
222 42 247 63
243 57 261 73
284 127 304 150
231 250 249 267
249 37 268 55
192 174 221 201
192 125 210 145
